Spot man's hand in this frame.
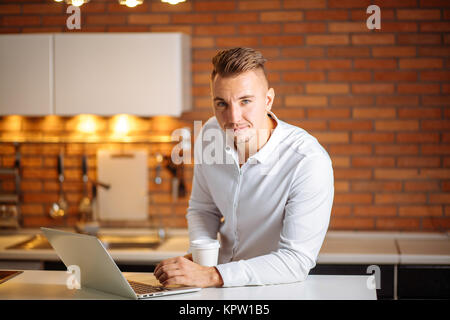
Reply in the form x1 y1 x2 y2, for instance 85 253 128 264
154 255 223 288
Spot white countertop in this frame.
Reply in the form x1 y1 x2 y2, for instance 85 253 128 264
0 229 449 265
0 270 377 300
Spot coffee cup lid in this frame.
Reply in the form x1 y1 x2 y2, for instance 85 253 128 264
190 239 220 249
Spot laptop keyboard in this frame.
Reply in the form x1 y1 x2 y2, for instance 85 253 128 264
127 280 168 294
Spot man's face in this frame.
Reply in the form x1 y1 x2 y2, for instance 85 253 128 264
211 69 274 145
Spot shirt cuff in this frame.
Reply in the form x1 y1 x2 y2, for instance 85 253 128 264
215 261 250 287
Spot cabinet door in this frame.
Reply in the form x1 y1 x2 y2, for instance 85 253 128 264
54 33 191 116
0 35 53 115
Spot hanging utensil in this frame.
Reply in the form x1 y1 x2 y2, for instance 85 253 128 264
49 153 68 219
78 154 92 221
154 153 163 185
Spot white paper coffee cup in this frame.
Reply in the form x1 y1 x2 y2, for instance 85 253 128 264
190 239 220 267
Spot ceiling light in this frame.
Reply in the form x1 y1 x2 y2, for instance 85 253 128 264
161 0 186 5
65 0 90 7
118 0 144 8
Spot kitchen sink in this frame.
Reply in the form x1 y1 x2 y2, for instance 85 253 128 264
6 233 162 250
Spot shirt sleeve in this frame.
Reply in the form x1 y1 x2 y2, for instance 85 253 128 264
215 154 334 287
186 161 222 242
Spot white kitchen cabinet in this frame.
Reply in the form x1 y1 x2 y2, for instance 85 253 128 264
54 33 191 116
0 34 53 115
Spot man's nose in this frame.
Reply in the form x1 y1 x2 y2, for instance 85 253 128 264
227 103 242 123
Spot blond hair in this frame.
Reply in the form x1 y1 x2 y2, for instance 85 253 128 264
211 47 268 82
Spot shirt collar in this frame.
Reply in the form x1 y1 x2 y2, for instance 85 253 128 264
250 110 283 165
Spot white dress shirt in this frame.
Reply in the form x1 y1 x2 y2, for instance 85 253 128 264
186 111 334 287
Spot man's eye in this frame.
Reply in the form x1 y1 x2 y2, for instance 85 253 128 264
241 99 251 105
216 101 226 107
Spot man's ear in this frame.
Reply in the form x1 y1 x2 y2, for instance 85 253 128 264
266 88 275 111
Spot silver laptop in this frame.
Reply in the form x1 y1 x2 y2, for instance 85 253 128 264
41 227 201 299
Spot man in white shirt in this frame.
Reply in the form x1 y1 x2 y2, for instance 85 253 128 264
154 47 334 287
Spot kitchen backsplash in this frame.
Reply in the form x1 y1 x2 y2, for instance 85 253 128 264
0 0 449 231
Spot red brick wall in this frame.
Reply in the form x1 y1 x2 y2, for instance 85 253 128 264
0 0 449 231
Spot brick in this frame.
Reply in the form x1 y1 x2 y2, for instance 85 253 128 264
281 47 324 58
0 4 20 14
194 25 235 36
397 84 440 94
284 0 326 9
350 8 395 21
354 59 397 69
2 16 41 27
261 35 304 46
375 169 421 180
327 47 370 57
375 120 419 131
305 10 348 21
283 22 326 33
216 12 259 23
399 58 443 69
404 182 440 192
376 193 426 204
260 11 304 22
443 181 450 192
172 13 214 24
328 0 371 8
272 84 304 94
267 60 306 71
422 144 450 155
398 33 442 44
378 22 418 32
421 169 450 179
328 71 371 82
21 181 43 192
150 25 192 34
283 71 325 82
430 194 450 204
376 95 419 106
88 15 128 25
191 37 214 48
308 108 351 118
352 34 395 45
329 120 373 131
397 9 441 20
328 144 372 155
351 181 401 192
334 193 373 204
332 205 352 216
313 132 349 144
372 46 417 57
398 108 441 119
397 133 440 143
352 84 395 94
354 206 397 217
352 156 395 167
418 47 450 57
420 71 450 81
330 96 374 106
422 0 450 7
376 218 420 230
238 0 281 11
216 37 258 47
329 217 375 230
285 95 327 107
373 0 418 7
306 35 349 45
306 84 349 94
22 3 64 14
290 120 327 131
375 145 419 155
194 1 236 11
422 218 450 230
334 168 372 180
329 22 369 33
352 132 395 143
309 59 351 70
420 22 450 32
152 1 189 13
272 109 306 119
20 204 44 215
374 71 417 82
239 23 281 35
352 106 396 119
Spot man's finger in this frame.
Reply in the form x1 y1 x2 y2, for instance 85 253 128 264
154 262 181 280
157 269 184 284
154 256 181 275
